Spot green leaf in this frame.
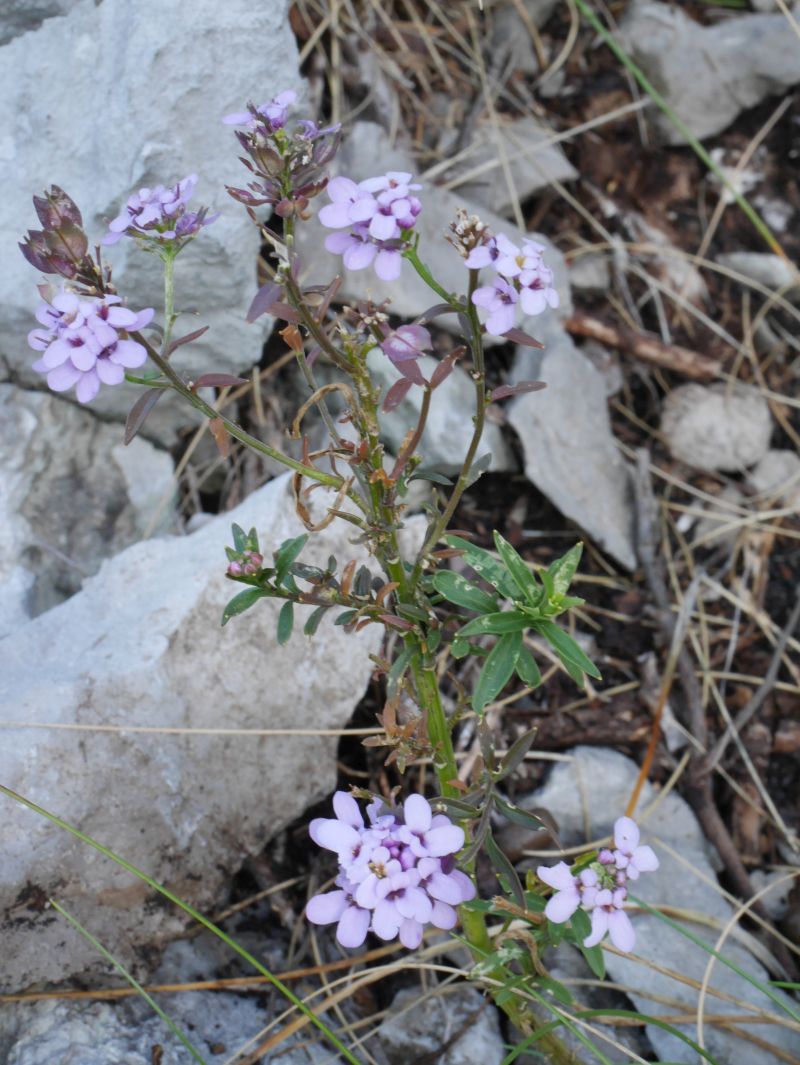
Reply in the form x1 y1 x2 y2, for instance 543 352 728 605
395 603 430 623
494 727 538 781
459 611 529 638
231 523 248 552
515 645 542 688
570 906 592 940
445 535 519 598
579 943 606 980
334 609 358 626
473 631 522 713
484 830 525 908
492 797 550 836
532 619 601 680
274 534 308 585
411 467 453 486
538 976 574 1006
387 646 414 697
450 636 470 659
493 532 541 607
432 796 484 819
221 587 265 626
303 605 328 637
546 542 583 597
277 601 294 645
432 571 499 614
465 452 493 488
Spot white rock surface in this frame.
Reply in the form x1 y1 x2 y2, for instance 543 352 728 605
0 473 391 989
295 121 572 330
508 322 636 569
661 382 773 472
449 116 578 218
365 349 514 474
748 450 800 511
530 746 798 1065
620 0 800 144
2 0 302 438
378 986 504 1065
0 384 175 635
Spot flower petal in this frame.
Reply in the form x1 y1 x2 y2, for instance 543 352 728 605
306 890 348 926
333 791 364 830
424 825 464 858
583 907 609 948
75 370 100 403
614 816 640 852
399 918 424 950
337 904 371 948
46 362 82 392
403 794 432 834
544 889 580 924
608 909 636 952
632 845 659 873
374 248 401 281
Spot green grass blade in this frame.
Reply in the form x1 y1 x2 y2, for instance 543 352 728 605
49 898 207 1064
1 786 363 1065
572 0 786 257
631 894 800 1023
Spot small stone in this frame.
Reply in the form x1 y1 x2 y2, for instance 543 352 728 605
750 870 793 922
452 116 578 218
568 253 611 295
691 484 748 550
508 321 636 569
661 382 772 472
748 450 800 511
716 252 799 296
378 986 504 1065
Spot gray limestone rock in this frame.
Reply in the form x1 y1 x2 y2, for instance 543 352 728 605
2 0 303 439
0 384 175 636
378 985 504 1065
530 746 798 1065
449 116 578 218
508 322 636 569
0 0 77 46
620 0 800 144
748 449 800 511
716 252 800 296
0 473 391 989
661 382 773 472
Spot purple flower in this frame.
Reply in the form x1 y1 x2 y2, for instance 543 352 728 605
222 90 297 131
518 262 560 317
537 816 658 954
380 324 432 364
471 277 519 336
103 175 218 247
306 791 473 951
28 288 153 403
609 816 660 881
319 171 422 282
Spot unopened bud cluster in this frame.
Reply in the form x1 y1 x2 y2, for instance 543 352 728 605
226 549 264 578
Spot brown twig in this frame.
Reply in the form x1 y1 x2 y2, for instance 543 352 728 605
565 313 721 381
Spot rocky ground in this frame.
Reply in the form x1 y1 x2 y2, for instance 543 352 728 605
1 0 800 1062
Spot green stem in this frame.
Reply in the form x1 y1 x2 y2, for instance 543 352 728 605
161 249 177 354
403 243 462 308
133 333 344 490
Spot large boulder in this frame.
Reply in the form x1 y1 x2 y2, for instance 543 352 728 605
0 384 175 636
0 473 393 989
1 0 302 439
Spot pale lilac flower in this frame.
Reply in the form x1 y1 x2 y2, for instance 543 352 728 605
537 817 658 954
518 262 560 317
471 277 519 336
537 861 580 923
306 871 372 948
103 175 218 246
318 171 422 282
609 816 660 881
306 791 472 951
222 90 297 130
583 887 635 952
28 288 153 403
380 324 432 364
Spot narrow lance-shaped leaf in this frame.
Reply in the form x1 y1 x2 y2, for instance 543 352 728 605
277 601 294 645
473 631 523 713
515 645 542 688
221 587 265 626
458 612 530 638
493 532 541 607
495 726 538 782
274 534 309 585
303 605 329 637
484 830 525 908
445 535 520 599
124 388 164 446
547 542 583 598
432 571 498 614
532 619 601 680
490 380 546 402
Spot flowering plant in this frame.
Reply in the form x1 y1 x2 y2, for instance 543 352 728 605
18 90 660 1062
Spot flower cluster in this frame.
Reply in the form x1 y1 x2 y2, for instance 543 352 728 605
224 92 340 218
537 817 659 953
306 791 475 950
319 172 422 282
226 549 263 578
467 233 559 336
28 288 153 403
103 175 218 248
